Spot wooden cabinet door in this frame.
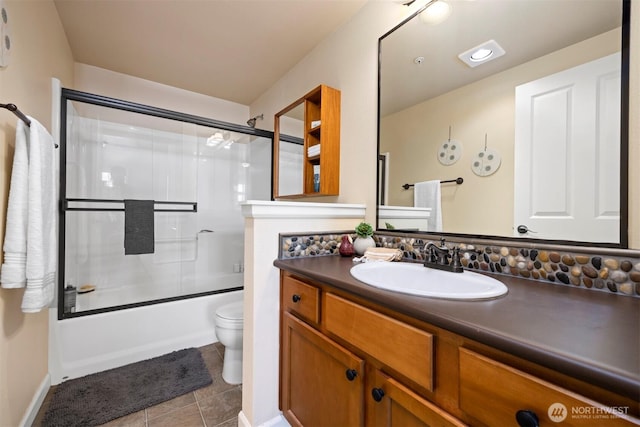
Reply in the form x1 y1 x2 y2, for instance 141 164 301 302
459 348 640 426
368 369 467 427
281 312 365 427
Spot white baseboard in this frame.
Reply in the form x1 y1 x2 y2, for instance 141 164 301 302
19 373 50 427
238 410 290 427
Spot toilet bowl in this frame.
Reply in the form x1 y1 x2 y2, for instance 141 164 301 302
215 300 243 384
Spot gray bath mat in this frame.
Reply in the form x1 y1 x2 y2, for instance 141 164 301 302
42 347 212 427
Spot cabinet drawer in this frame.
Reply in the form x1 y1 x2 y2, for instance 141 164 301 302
282 275 320 324
324 292 434 391
459 348 640 426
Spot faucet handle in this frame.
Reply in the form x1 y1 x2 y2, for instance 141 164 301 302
451 247 464 273
427 246 438 263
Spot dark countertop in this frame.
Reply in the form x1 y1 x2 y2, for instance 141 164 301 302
274 256 640 401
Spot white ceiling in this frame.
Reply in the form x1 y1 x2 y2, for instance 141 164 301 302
53 0 623 115
53 0 368 106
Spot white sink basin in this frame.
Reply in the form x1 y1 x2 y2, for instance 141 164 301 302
350 262 508 300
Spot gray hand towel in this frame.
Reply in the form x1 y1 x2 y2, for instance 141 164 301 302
124 200 155 255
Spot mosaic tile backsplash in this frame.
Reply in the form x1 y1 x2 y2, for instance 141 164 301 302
279 231 640 298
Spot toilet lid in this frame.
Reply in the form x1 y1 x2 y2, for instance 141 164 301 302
216 301 243 320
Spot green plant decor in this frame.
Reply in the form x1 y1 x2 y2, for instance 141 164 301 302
355 222 374 238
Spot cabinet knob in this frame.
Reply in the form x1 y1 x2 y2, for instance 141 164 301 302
292 294 301 303
345 369 358 381
515 410 539 427
371 388 385 402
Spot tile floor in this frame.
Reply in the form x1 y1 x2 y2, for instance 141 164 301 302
33 343 242 427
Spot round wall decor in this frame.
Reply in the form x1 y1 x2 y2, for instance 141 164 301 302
471 148 501 177
0 0 11 68
437 139 462 165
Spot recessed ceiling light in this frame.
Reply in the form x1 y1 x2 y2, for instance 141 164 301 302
470 48 493 62
458 40 505 68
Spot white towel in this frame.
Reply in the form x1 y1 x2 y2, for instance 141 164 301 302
1 118 57 312
414 180 442 232
1 120 29 288
307 145 320 156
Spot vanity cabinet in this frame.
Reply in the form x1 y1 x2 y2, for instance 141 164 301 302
273 84 340 199
280 272 466 427
279 270 640 427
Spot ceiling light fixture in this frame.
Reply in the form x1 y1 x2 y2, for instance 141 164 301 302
206 131 225 146
419 0 451 25
470 48 493 62
458 40 505 68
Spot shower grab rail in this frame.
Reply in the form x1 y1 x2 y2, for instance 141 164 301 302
63 198 197 213
155 237 197 243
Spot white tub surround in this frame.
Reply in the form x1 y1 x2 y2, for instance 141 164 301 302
48 290 242 384
240 200 365 427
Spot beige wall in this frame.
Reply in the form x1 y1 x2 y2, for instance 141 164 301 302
0 1 73 425
73 64 249 125
251 2 419 211
253 0 640 248
381 29 620 237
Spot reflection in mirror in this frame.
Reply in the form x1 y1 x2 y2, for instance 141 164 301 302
275 102 304 197
378 0 628 246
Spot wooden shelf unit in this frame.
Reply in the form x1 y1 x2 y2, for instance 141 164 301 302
273 84 340 198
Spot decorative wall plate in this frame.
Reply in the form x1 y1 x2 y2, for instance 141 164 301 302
471 148 501 176
437 139 462 165
0 0 10 68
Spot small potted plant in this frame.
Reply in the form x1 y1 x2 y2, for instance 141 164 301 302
353 222 375 255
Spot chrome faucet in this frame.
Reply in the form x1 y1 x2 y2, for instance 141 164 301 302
424 238 463 273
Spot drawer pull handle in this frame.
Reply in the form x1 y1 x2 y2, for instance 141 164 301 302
292 294 301 303
371 388 385 402
345 369 358 381
515 410 539 427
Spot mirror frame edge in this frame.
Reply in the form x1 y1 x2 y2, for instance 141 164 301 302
273 94 306 199
375 0 631 250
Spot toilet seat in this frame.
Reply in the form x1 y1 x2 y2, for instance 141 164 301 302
215 301 243 329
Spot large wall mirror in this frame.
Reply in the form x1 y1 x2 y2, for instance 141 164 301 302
377 0 629 247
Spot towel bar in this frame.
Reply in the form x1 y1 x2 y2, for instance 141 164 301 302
1 102 31 127
64 198 198 213
402 177 463 190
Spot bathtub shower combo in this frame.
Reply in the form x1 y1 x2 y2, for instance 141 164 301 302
50 89 272 382
59 90 271 316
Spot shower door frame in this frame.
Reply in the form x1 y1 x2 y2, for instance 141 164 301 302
58 88 275 320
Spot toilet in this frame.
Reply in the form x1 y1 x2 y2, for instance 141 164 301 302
215 300 244 384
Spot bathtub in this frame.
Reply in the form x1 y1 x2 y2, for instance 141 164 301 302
48 288 243 384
